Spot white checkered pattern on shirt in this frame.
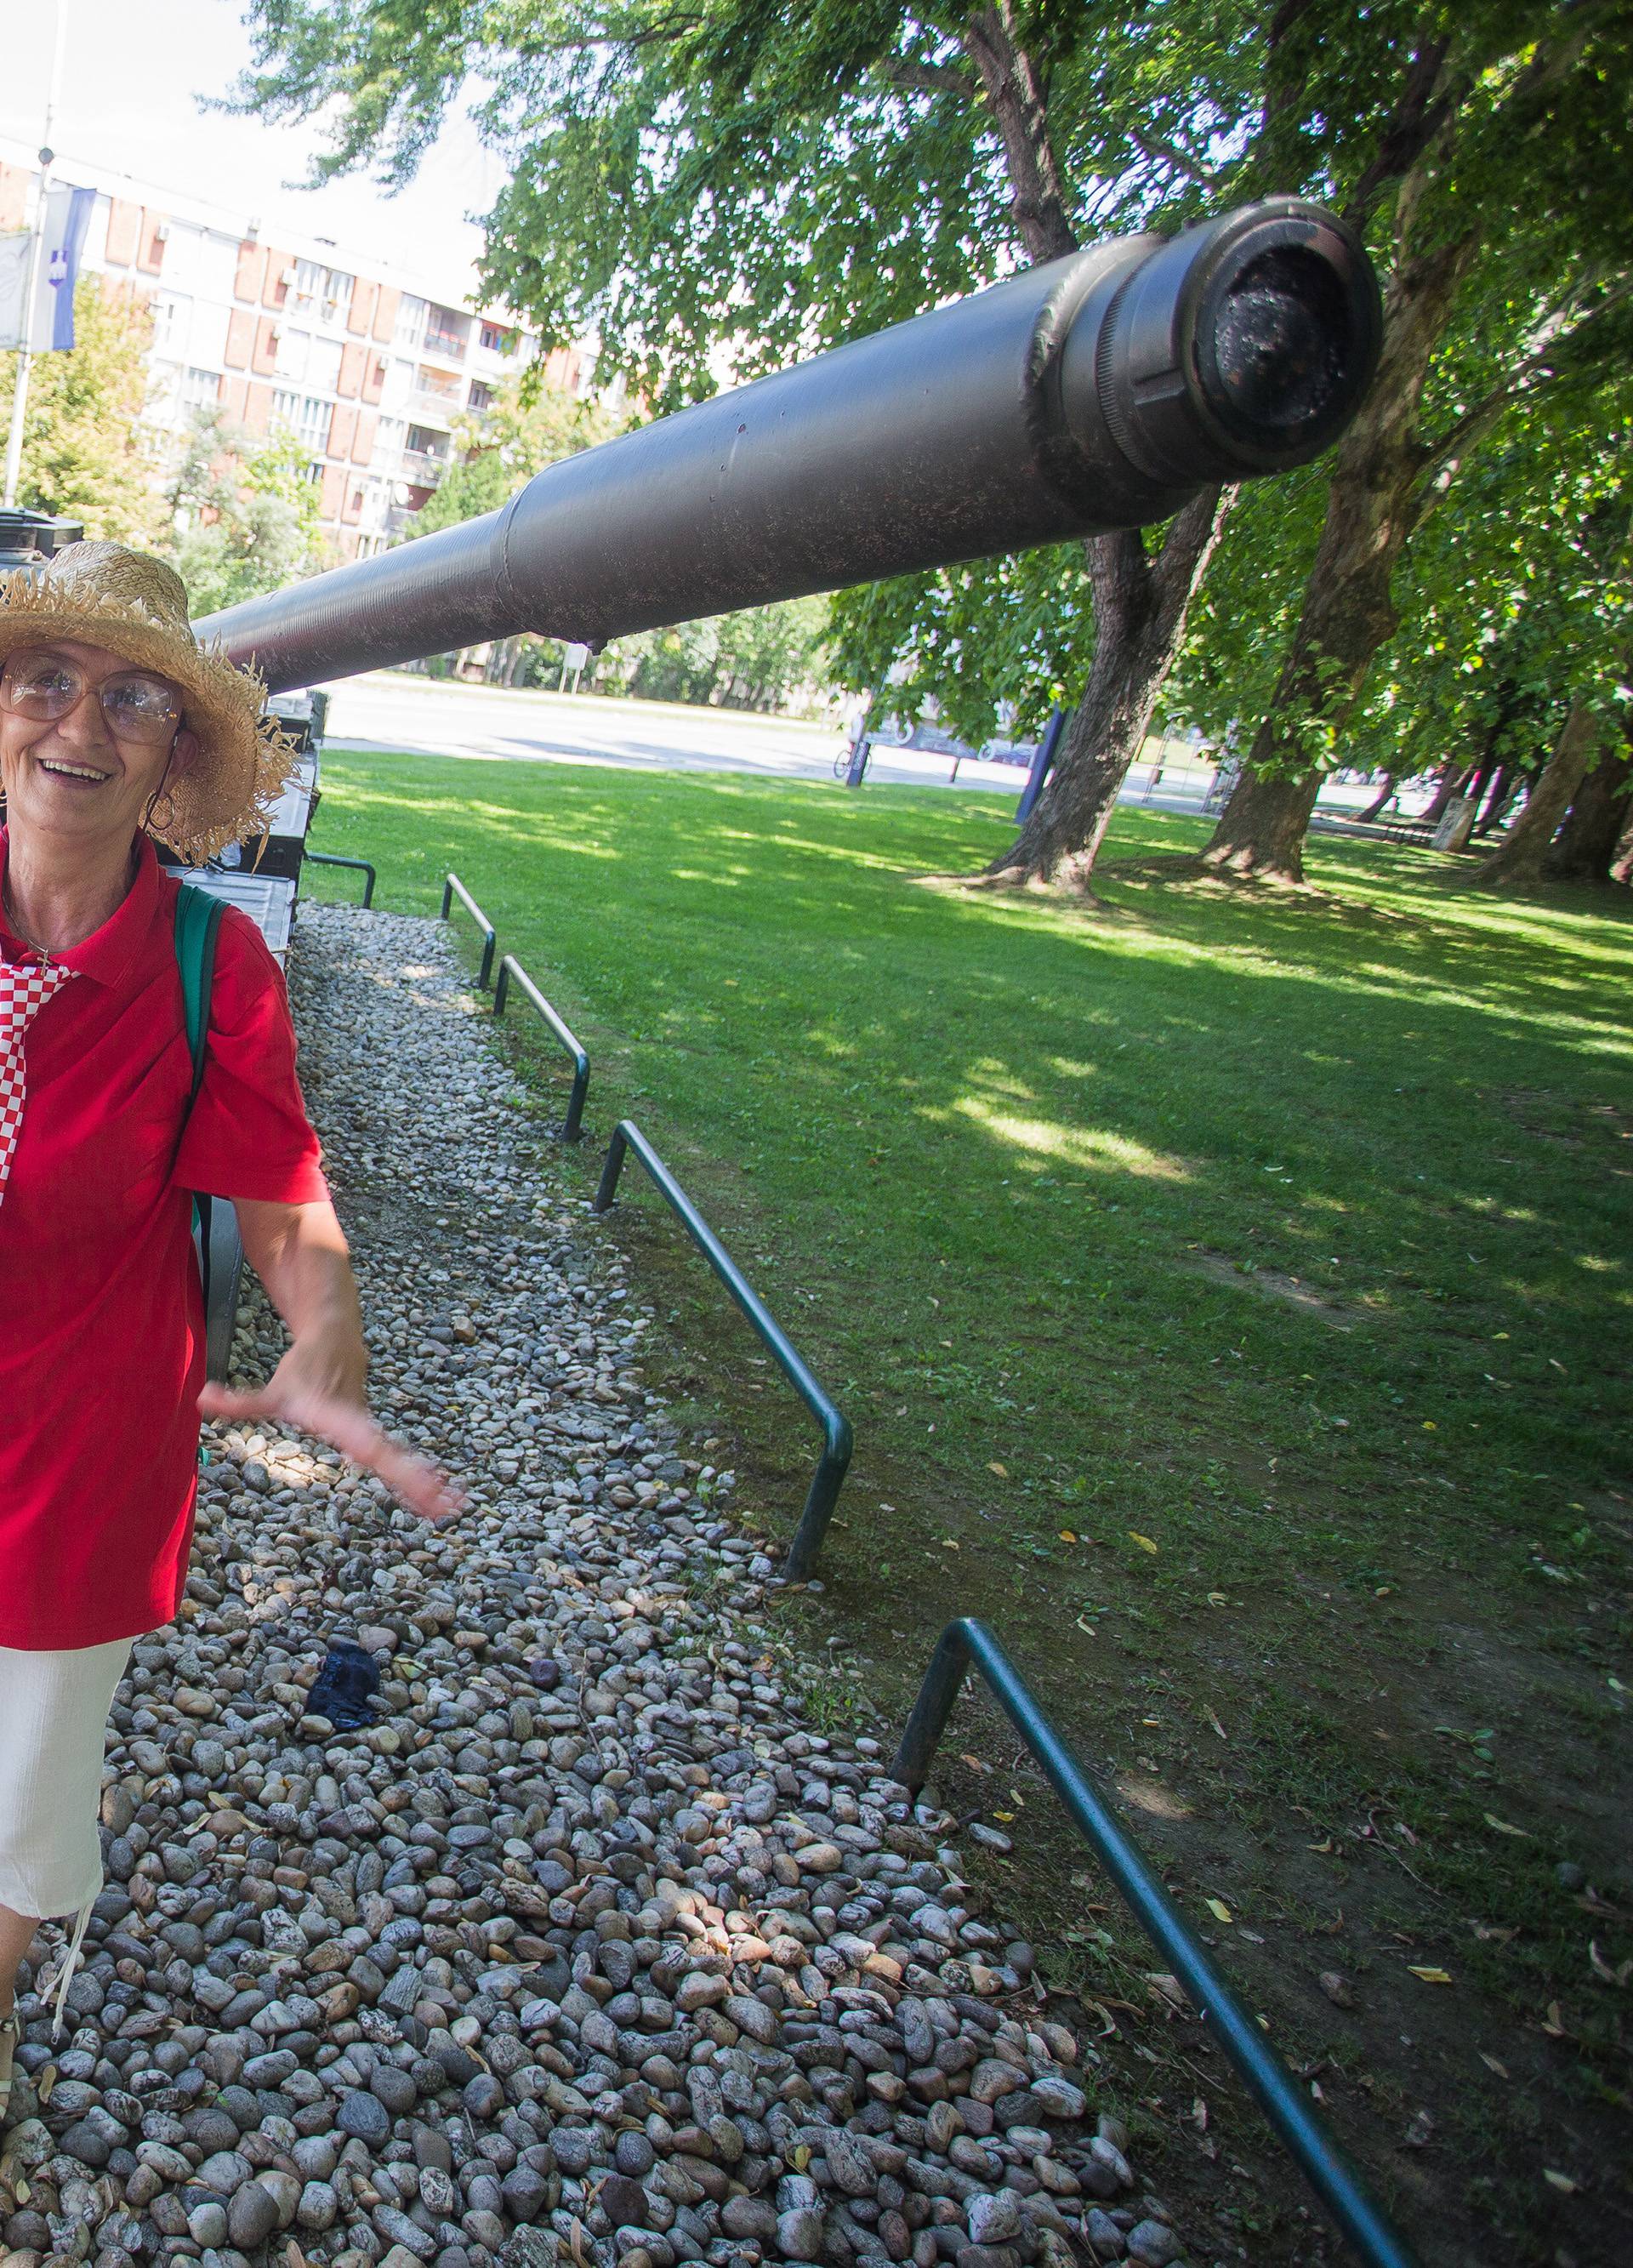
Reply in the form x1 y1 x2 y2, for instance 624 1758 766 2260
0 958 78 1205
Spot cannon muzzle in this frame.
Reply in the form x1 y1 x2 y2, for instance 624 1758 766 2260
198 200 1380 692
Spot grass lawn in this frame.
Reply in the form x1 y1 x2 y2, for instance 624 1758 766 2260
305 752 1632 2266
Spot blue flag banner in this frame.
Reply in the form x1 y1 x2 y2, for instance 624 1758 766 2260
41 184 94 350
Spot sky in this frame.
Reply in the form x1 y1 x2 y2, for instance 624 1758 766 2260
0 0 509 296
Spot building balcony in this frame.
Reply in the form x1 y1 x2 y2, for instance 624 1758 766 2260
400 448 447 486
408 390 459 428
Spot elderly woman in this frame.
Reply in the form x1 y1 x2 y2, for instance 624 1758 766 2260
0 541 457 2109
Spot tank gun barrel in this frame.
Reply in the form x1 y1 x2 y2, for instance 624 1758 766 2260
197 200 1380 692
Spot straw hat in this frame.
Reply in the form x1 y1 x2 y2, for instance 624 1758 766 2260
0 541 294 863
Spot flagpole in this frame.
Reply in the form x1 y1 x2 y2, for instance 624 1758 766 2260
3 0 70 511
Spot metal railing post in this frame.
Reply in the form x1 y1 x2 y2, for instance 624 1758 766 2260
1014 707 1066 823
304 850 377 907
441 871 498 989
594 1121 630 1213
493 954 590 1142
893 1619 1420 2268
591 1118 852 1575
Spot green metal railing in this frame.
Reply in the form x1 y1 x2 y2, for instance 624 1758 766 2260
493 954 590 1143
895 1619 1419 2268
592 1118 852 1579
304 849 377 907
441 871 498 989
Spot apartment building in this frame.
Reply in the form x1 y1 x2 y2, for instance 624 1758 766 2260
0 138 591 561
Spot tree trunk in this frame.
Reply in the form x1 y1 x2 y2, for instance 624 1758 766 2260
1545 750 1633 881
1201 139 1477 881
1613 810 1633 885
1473 697 1598 889
983 493 1236 888
1356 773 1397 822
1473 762 1514 835
958 3 1237 891
1421 756 1472 828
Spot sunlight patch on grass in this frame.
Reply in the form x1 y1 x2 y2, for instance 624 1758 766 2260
948 1096 1196 1181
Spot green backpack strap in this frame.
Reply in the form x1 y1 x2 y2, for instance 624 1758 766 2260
174 883 225 1103
174 887 225 1367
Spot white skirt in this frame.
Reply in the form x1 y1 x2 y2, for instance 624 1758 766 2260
0 1637 134 1921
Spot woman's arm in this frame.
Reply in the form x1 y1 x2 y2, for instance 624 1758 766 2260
196 1196 460 1524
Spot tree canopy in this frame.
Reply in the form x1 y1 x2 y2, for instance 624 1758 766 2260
162 407 329 617
0 280 164 544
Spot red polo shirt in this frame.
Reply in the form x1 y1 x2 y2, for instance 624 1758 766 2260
0 831 328 1650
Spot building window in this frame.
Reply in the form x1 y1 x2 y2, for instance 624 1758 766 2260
272 390 333 448
151 292 192 356
293 258 356 324
275 327 312 381
307 337 343 395
479 322 515 356
468 379 493 413
180 366 221 410
424 304 470 359
405 424 449 461
394 295 426 351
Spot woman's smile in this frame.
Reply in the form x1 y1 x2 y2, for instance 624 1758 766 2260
36 753 117 786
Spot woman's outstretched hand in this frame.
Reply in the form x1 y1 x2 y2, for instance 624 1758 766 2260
199 1351 464 1526
212 1200 464 1526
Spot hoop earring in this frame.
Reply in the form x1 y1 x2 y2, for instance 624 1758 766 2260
141 745 179 838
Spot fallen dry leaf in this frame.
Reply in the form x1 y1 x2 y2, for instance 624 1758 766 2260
1403 2109 1435 2149
1204 1707 1228 1740
988 1461 1008 1477
1543 2170 1579 2195
1589 1940 1632 1988
1483 1813 1533 1839
1408 1966 1454 1986
1206 1898 1233 1924
1060 1529 1078 1542
1479 2052 1510 2077
1129 1532 1159 1553
1318 1970 1357 2009
959 1753 991 1774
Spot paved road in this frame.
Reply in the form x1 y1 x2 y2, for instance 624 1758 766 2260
320 672 1428 829
321 671 1034 790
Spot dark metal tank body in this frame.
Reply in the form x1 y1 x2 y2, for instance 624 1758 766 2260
198 201 1380 688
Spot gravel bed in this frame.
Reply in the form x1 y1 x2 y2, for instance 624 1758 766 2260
0 904 1195 2268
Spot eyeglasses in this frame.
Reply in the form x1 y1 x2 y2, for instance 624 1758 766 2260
0 649 184 745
